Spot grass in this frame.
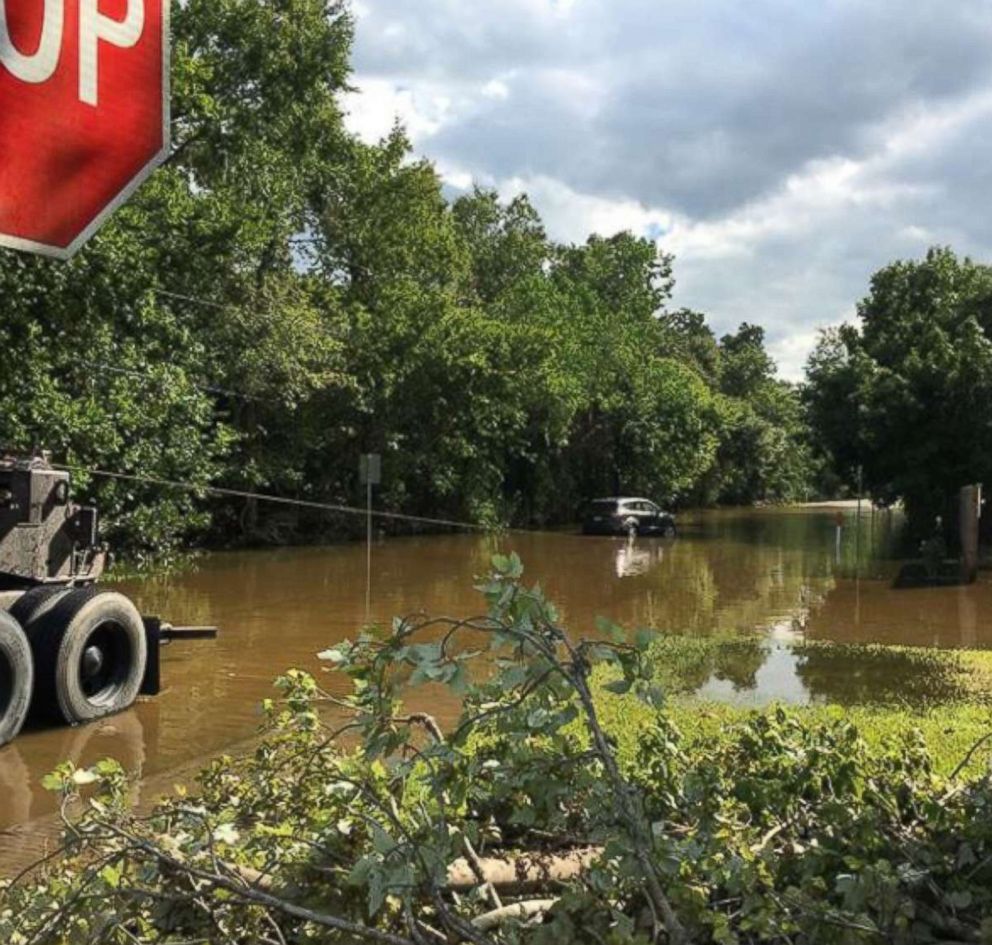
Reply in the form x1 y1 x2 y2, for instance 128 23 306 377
593 632 992 779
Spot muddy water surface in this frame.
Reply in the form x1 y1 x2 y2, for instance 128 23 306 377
2 506 990 847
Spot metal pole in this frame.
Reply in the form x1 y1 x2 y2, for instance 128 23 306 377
855 465 863 571
366 478 373 621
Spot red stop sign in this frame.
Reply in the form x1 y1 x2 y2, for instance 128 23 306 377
0 0 169 258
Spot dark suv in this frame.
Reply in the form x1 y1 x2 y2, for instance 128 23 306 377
582 497 677 537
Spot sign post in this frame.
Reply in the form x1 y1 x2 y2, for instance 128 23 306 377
0 0 170 258
359 454 381 620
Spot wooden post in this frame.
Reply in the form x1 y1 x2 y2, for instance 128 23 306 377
959 484 982 585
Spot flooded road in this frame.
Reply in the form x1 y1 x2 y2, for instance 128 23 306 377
2 506 991 840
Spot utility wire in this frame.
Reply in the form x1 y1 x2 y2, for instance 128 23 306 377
53 464 491 533
152 288 230 312
52 463 596 541
79 361 262 402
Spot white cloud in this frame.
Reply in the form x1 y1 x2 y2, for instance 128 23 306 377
343 78 454 142
769 329 839 383
498 175 672 244
346 0 992 378
481 79 510 100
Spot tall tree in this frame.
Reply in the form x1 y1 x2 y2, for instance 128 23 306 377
805 247 992 533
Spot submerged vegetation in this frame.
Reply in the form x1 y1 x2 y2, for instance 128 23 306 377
4 557 992 944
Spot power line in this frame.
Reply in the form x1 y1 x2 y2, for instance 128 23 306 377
52 463 597 541
54 464 490 533
152 288 229 312
79 361 262 402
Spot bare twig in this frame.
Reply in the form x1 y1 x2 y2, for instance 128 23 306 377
461 835 502 909
949 731 992 782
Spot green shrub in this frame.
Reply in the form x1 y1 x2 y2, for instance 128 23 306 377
3 556 991 944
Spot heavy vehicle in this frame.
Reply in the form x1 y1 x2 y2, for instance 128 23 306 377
0 453 210 747
582 497 678 538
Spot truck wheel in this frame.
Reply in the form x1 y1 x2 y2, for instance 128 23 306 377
9 585 72 629
28 588 147 725
0 612 33 747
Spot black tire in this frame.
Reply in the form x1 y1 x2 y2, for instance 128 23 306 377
622 517 639 537
0 612 33 747
8 585 73 629
662 523 677 539
27 588 147 725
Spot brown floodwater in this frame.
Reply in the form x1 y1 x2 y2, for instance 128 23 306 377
1 505 990 851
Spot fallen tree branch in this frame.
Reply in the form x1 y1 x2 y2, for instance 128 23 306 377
96 821 417 945
470 899 557 932
447 848 601 892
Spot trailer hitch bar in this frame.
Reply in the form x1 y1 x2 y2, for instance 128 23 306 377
160 624 219 642
141 618 219 697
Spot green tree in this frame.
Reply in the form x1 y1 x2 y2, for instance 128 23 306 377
677 323 815 506
0 0 355 555
805 247 992 533
0 0 808 558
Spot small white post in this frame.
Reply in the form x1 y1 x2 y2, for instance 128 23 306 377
366 477 373 621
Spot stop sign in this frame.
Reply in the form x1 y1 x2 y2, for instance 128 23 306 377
0 0 170 258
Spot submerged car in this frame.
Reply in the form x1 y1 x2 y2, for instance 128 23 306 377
582 497 677 537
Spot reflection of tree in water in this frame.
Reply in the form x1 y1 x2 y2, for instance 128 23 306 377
620 519 837 642
793 644 970 706
655 636 768 695
711 641 769 691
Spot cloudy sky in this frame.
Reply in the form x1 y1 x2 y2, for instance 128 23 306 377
343 0 992 379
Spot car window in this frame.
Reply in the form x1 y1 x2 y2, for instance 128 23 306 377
645 502 660 514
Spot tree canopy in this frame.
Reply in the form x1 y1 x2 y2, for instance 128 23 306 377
0 0 815 558
805 247 992 535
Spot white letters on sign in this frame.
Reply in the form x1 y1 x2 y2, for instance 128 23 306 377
79 0 144 106
0 0 145 106
0 0 64 85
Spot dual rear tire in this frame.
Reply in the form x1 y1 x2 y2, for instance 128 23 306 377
0 612 33 748
0 588 147 747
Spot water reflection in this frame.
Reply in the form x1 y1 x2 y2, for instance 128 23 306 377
696 623 811 707
614 537 665 578
2 506 990 842
0 745 31 828
0 709 148 831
